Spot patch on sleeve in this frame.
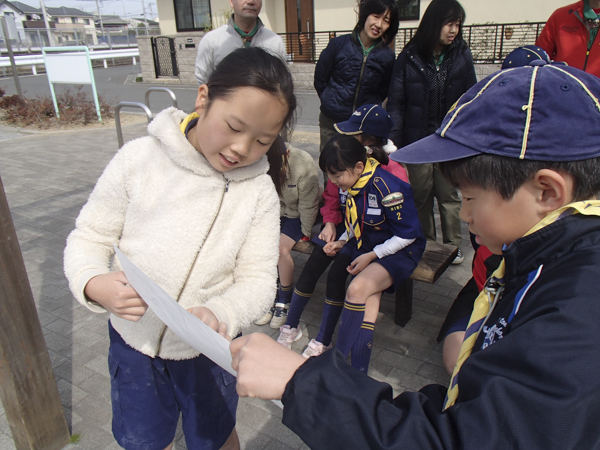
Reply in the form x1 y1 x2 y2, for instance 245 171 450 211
381 192 404 207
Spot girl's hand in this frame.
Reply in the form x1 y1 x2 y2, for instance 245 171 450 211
347 252 378 275
318 222 337 243
188 306 229 338
230 333 305 400
323 240 344 256
84 272 148 321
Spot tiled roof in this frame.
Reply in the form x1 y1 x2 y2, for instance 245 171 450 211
3 0 41 14
46 6 93 17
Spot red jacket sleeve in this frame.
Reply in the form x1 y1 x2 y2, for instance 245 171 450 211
320 180 342 225
535 11 558 59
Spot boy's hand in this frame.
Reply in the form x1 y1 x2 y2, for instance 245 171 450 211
230 333 305 400
318 222 337 243
188 306 229 338
84 272 148 321
347 252 377 275
323 240 344 256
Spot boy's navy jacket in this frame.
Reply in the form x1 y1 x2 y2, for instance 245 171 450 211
342 165 424 258
281 214 600 449
314 32 395 122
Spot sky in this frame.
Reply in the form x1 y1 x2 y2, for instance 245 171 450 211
24 0 158 20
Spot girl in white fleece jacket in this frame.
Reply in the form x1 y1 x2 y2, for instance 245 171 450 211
64 48 296 450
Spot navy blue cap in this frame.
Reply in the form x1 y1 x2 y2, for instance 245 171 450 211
390 63 600 164
335 104 394 138
501 45 550 69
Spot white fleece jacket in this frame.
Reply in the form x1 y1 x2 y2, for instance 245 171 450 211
64 107 280 360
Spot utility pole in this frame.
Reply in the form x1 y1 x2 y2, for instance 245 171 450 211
94 0 111 49
141 0 149 33
38 0 56 46
0 16 22 96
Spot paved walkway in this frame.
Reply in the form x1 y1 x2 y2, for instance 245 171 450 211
0 120 473 449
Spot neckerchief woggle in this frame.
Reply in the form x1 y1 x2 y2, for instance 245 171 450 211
344 157 379 248
233 21 259 48
444 200 600 410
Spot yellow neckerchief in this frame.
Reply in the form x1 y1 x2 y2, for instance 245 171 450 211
179 112 200 136
444 199 600 410
344 157 379 248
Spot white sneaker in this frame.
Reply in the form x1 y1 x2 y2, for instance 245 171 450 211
276 325 303 349
301 339 332 358
452 248 464 265
269 302 289 329
254 305 274 325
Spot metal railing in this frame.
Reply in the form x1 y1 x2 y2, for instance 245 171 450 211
114 101 153 148
279 22 546 64
0 48 140 75
0 26 161 54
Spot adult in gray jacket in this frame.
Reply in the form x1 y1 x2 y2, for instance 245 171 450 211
195 0 286 85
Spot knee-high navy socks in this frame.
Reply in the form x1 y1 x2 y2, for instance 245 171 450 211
285 289 311 328
351 321 375 373
278 284 293 307
315 298 344 346
335 301 366 358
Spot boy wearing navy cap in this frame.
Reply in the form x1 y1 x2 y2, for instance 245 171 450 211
229 62 600 448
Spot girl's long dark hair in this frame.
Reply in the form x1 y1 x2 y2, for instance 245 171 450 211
266 136 287 196
206 47 297 182
354 0 400 44
319 135 388 174
408 0 466 59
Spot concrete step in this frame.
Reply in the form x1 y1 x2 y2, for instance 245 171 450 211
288 62 315 73
289 63 316 91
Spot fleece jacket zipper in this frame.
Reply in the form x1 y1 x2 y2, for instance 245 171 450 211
154 176 230 356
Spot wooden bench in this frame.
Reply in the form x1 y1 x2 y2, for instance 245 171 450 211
292 240 458 327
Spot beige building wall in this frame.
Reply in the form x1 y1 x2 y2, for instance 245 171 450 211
260 0 286 33
314 0 357 31
405 0 567 26
314 0 570 30
156 0 176 35
157 0 571 36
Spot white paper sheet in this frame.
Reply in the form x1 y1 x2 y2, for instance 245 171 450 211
115 246 236 375
114 246 284 408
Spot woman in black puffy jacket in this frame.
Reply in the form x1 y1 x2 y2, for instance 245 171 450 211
388 0 476 263
314 0 399 152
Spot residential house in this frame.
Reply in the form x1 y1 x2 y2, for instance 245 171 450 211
129 17 159 29
0 0 37 42
155 0 570 36
140 0 571 84
46 6 97 45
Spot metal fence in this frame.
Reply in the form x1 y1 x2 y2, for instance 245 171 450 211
0 26 161 53
280 22 546 64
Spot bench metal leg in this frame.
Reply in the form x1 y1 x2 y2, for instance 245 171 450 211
395 279 413 327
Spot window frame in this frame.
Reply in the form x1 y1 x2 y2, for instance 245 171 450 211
173 0 213 32
397 0 420 21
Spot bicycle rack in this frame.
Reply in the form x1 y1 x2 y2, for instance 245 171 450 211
114 102 153 148
144 87 178 110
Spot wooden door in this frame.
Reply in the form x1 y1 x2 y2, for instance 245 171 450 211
284 0 315 62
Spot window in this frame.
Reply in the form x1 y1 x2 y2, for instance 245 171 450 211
84 19 90 25
173 0 212 31
71 17 77 23
397 0 420 21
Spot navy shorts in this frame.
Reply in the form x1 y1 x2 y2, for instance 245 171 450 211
280 216 304 242
108 322 238 450
351 245 421 293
